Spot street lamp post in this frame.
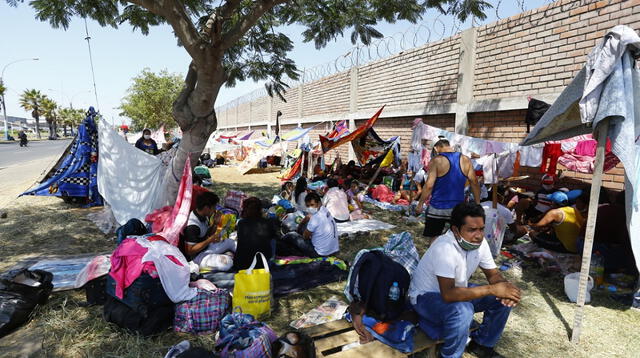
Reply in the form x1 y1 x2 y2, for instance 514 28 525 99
2 58 39 140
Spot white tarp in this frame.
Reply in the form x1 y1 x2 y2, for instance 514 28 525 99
97 120 170 225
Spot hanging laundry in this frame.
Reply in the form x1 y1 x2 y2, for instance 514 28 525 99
474 155 498 184
540 143 562 176
519 144 544 167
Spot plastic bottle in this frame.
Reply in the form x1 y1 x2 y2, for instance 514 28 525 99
388 282 400 301
589 251 605 288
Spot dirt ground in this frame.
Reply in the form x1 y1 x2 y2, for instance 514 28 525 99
0 166 639 357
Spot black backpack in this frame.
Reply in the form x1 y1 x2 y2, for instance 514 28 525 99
525 98 551 133
348 251 410 321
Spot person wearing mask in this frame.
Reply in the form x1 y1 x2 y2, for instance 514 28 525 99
135 129 160 155
416 139 480 242
180 192 237 270
322 178 351 223
528 191 589 253
409 203 520 358
277 192 339 258
233 197 279 271
294 177 309 212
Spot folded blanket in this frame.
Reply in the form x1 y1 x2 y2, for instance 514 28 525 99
362 196 407 211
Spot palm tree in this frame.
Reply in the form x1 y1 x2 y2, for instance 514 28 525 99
19 89 44 139
59 107 85 136
41 96 59 139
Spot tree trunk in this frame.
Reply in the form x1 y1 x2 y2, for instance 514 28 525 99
160 63 223 205
48 121 54 140
34 117 41 139
161 116 213 206
53 121 58 139
63 124 68 137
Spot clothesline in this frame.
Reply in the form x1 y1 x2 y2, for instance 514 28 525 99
412 123 620 181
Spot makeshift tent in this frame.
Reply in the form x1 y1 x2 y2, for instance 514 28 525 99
278 155 303 181
320 106 384 153
521 25 640 342
325 120 350 139
352 127 399 165
97 119 177 225
256 125 316 147
22 108 102 206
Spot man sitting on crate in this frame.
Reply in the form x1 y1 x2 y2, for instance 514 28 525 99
409 202 521 358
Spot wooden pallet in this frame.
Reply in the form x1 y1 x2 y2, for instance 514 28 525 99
300 320 442 358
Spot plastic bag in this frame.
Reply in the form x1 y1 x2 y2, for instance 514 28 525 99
74 255 111 288
0 269 53 338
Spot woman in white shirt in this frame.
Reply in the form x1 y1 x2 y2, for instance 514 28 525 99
294 177 308 212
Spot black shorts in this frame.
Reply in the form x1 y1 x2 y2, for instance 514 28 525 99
423 216 450 237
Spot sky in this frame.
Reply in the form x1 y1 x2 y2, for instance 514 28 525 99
0 1 550 125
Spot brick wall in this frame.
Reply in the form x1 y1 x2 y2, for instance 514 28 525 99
357 36 460 112
302 72 350 117
468 110 625 190
474 0 640 99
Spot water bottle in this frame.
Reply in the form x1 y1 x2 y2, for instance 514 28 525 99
388 282 400 302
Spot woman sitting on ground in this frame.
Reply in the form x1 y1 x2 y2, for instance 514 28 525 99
281 181 295 201
135 129 161 155
233 197 279 271
294 177 309 212
346 180 371 220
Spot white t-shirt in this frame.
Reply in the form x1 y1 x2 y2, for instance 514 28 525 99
481 201 515 225
296 191 308 212
307 206 339 256
408 230 496 304
414 168 427 184
322 187 350 221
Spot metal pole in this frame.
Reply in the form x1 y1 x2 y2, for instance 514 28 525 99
2 90 8 141
571 121 609 343
1 58 39 140
84 19 100 109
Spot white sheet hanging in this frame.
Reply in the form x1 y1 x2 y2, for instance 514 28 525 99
97 120 170 225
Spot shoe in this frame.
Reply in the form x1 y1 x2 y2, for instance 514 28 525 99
466 340 504 358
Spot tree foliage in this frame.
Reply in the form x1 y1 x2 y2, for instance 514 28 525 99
120 68 183 131
18 89 44 139
10 0 490 122
59 107 85 127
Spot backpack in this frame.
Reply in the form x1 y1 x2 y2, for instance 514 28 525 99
0 269 53 338
348 251 410 321
525 98 551 133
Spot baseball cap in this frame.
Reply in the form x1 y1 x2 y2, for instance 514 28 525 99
549 191 569 205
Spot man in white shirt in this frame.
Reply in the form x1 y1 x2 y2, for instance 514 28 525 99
409 203 520 358
322 179 350 222
278 192 339 257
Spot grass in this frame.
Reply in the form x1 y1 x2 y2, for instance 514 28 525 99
1 167 639 357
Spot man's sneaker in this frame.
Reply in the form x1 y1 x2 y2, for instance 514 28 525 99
466 340 504 358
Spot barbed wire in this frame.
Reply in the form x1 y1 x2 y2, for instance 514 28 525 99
216 0 570 113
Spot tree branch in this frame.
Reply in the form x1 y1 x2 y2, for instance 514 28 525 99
127 0 203 61
220 0 288 50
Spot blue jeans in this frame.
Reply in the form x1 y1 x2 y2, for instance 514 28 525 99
413 289 511 358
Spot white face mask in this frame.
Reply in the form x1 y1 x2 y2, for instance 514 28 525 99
307 207 318 214
143 134 151 140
